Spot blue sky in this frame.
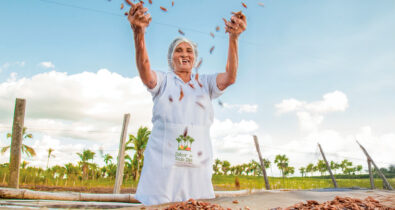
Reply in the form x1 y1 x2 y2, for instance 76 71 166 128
0 0 394 175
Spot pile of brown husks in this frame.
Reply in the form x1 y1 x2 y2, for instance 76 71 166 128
273 196 394 210
163 198 229 210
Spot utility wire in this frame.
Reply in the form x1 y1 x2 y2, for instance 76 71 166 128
37 0 263 46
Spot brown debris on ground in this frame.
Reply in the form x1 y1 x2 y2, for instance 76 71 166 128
273 196 395 210
163 198 228 210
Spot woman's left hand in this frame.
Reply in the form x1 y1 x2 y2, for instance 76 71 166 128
223 11 247 36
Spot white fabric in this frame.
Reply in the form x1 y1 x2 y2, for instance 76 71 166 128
135 71 224 205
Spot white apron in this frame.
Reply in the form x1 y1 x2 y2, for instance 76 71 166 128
135 72 216 206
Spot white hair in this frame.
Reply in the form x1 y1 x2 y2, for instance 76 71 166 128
167 37 198 70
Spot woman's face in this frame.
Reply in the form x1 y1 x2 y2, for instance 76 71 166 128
172 42 195 73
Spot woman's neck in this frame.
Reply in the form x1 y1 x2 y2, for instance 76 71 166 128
174 70 192 83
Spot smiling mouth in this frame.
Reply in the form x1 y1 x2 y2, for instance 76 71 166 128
179 58 190 65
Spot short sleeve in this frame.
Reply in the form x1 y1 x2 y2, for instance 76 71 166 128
200 73 225 99
147 71 165 98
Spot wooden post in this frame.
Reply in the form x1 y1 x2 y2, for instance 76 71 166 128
367 159 375 189
356 141 393 190
113 114 130 194
253 135 270 190
317 143 338 188
8 98 26 189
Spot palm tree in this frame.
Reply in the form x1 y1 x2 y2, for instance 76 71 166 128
317 160 327 176
299 167 306 177
306 163 314 176
2 127 36 157
103 154 113 165
20 160 29 169
221 160 231 175
274 154 289 180
76 149 95 180
47 148 55 169
125 127 150 181
213 159 222 175
340 159 353 175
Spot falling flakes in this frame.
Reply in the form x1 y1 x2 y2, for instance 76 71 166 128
218 99 224 107
168 95 173 102
196 101 205 109
172 1 174 6
233 200 239 204
195 74 203 88
125 0 133 6
216 26 220 32
120 3 124 9
209 46 215 54
124 12 128 16
188 83 195 89
179 87 184 101
183 127 188 137
210 32 215 38
258 2 264 7
148 0 152 4
160 6 167 12
195 58 203 70
197 151 203 156
242 2 247 8
178 29 185 35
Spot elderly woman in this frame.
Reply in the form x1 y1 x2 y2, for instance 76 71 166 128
127 2 246 206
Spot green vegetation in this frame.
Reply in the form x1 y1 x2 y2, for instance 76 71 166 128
1 126 394 191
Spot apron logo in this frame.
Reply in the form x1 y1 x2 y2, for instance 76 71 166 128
176 134 194 151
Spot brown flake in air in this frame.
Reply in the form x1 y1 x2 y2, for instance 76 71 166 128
209 46 215 54
232 200 239 204
120 3 124 9
168 95 173 102
178 29 185 35
242 2 247 8
172 1 174 6
195 74 203 88
258 2 265 7
196 101 205 109
195 58 203 70
183 127 188 137
160 6 167 12
210 32 215 38
188 83 194 89
148 0 152 4
124 12 129 16
125 0 133 6
216 26 220 32
179 87 184 101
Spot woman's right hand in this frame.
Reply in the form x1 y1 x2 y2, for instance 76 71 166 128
127 2 152 32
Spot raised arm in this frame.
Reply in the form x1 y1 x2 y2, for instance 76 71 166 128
217 11 247 91
127 2 156 89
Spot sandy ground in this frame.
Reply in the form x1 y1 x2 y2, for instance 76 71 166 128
0 189 394 209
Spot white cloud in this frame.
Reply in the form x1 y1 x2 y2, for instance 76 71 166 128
222 103 258 113
275 91 348 132
39 61 55 69
0 69 153 142
211 118 266 165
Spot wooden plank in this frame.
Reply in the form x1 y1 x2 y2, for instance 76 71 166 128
9 98 26 189
318 143 338 188
253 135 270 190
368 159 375 189
113 114 131 194
356 141 392 190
